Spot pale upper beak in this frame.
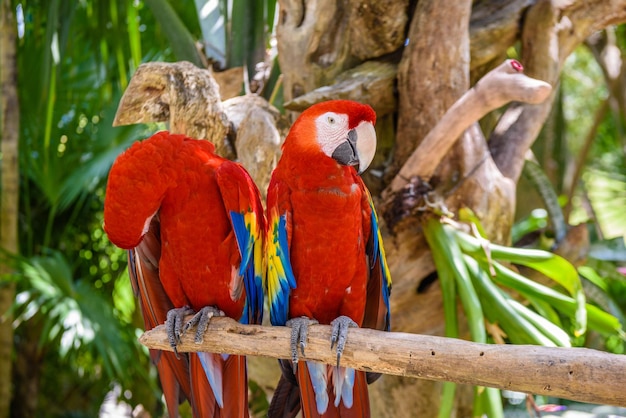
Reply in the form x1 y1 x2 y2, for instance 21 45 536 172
331 121 376 174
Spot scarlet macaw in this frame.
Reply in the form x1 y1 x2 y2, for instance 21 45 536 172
265 100 391 417
104 131 264 418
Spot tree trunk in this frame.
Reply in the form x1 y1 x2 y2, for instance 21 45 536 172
373 1 484 415
0 1 20 417
276 0 407 104
0 0 19 418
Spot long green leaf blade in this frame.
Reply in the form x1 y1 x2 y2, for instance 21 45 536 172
492 262 621 335
425 219 486 343
452 227 587 333
508 300 571 347
145 0 204 67
194 0 226 67
423 218 459 339
465 256 556 346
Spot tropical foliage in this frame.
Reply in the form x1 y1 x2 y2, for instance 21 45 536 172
2 0 626 417
7 0 178 415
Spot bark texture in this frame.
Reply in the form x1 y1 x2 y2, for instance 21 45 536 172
140 317 626 408
113 61 233 158
393 0 472 174
276 0 407 102
0 1 19 417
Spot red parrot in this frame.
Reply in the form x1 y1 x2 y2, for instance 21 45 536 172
103 131 264 418
265 100 392 417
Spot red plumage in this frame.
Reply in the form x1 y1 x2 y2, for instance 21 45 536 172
268 162 371 326
104 131 264 418
266 100 390 418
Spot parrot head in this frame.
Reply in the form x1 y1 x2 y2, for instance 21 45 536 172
285 100 377 174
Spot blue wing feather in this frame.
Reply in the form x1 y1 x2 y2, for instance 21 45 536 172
214 162 264 326
266 212 297 326
230 210 264 325
367 191 392 331
230 211 251 276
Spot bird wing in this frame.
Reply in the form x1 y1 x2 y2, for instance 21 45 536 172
265 177 297 327
215 161 265 325
127 215 193 417
360 182 392 333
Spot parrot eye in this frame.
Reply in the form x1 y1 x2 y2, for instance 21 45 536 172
327 116 336 124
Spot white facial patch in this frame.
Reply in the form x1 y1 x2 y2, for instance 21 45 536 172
315 112 350 158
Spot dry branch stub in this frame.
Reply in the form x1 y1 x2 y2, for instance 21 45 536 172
139 317 626 408
113 61 232 158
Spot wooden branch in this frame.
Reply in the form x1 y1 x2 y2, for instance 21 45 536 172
140 317 626 408
387 59 551 196
276 0 406 102
222 95 285 198
489 0 626 184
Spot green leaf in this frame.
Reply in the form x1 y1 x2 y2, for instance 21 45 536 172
522 160 567 242
423 218 459 339
465 256 557 346
126 1 142 70
474 386 504 418
228 0 276 79
437 382 457 418
508 300 571 347
194 0 227 67
425 219 486 343
512 208 548 244
528 298 563 328
452 228 587 334
145 0 204 67
578 265 609 292
491 262 621 335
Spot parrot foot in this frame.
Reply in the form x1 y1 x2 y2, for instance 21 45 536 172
330 316 358 367
184 306 225 343
285 316 319 371
165 306 195 357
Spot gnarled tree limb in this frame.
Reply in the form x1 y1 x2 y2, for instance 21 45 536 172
489 0 626 183
387 59 551 197
139 317 626 408
284 61 397 117
393 0 472 173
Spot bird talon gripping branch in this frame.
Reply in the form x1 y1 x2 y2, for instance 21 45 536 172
286 316 319 364
183 306 225 343
165 306 194 350
330 315 358 367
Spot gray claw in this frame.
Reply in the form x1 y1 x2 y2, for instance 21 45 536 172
184 306 225 343
330 316 357 367
165 306 194 357
285 317 319 369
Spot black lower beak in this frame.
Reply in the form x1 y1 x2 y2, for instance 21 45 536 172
331 129 359 170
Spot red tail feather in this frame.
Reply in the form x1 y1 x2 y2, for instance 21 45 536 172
189 353 249 418
295 365 370 418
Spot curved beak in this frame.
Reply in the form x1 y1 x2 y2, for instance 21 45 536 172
331 121 376 174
